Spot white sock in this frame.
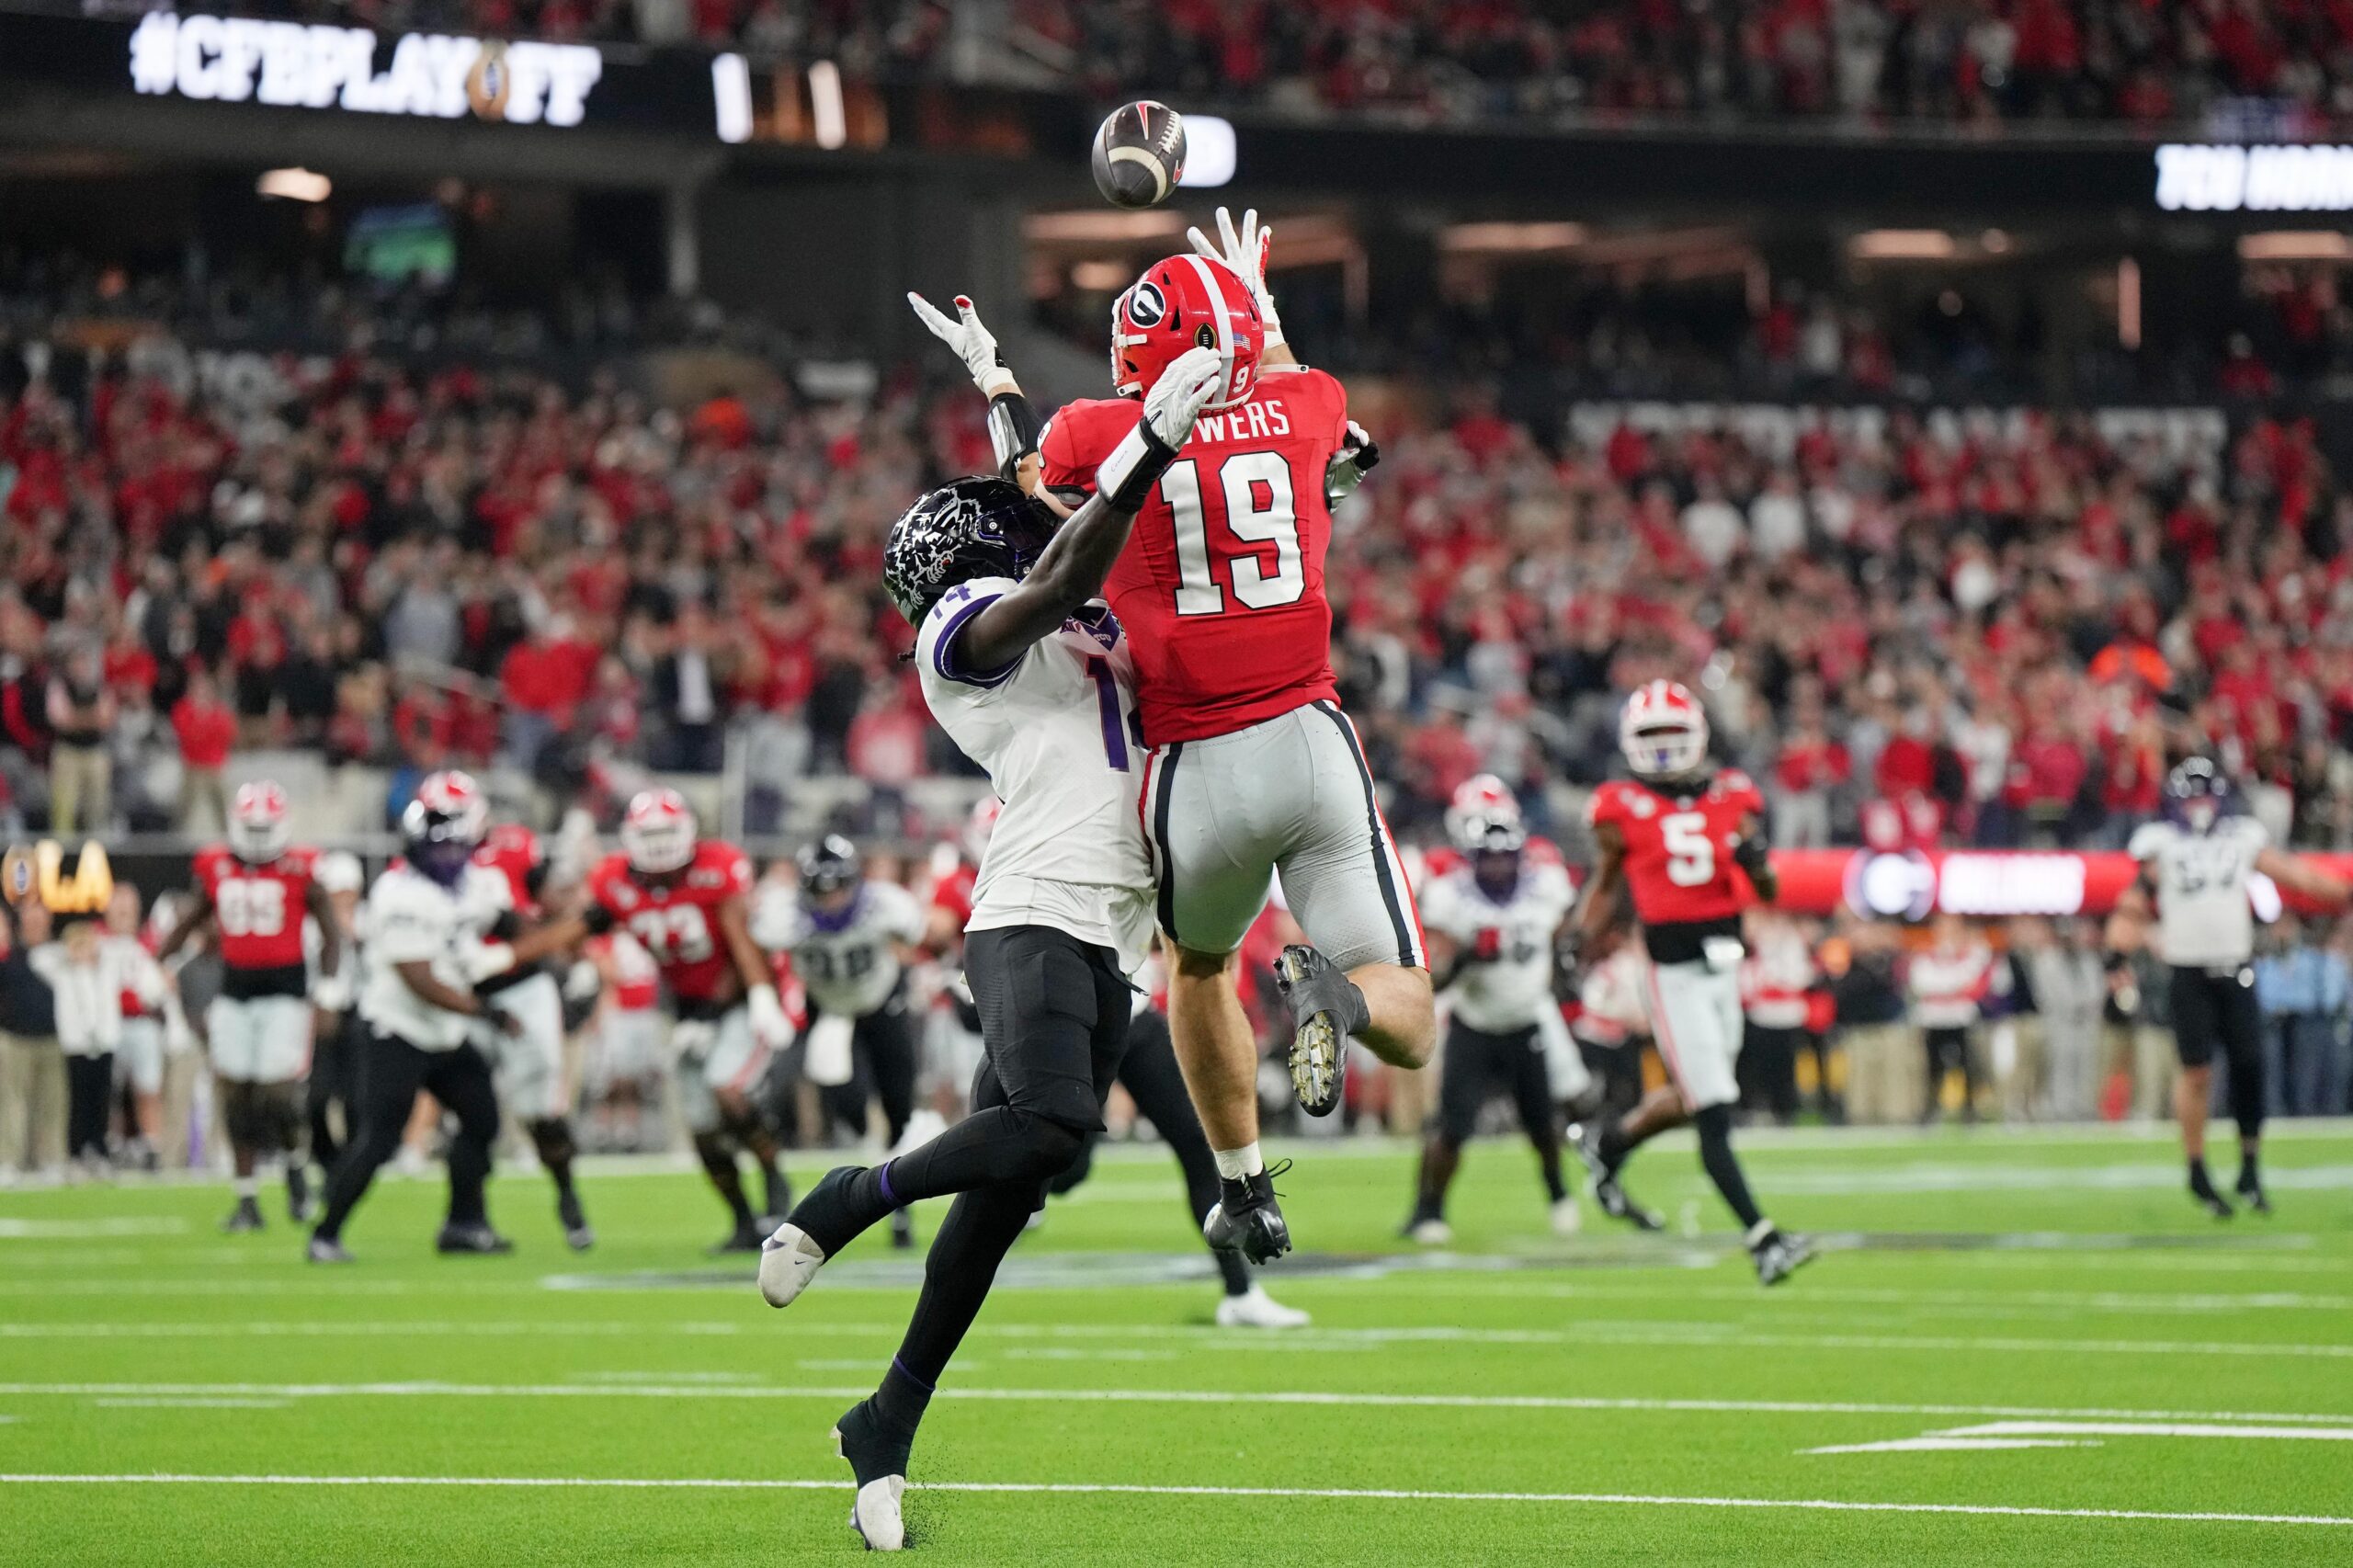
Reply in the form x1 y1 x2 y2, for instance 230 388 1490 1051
1212 1142 1265 1182
234 1176 258 1199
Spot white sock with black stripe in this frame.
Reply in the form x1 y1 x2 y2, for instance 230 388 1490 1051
1212 1142 1265 1182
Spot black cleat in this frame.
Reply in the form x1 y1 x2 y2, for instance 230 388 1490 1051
1273 945 1366 1117
832 1399 910 1551
761 1165 793 1228
558 1192 595 1252
286 1165 313 1224
889 1208 915 1251
2189 1165 2234 1221
1569 1123 1663 1233
435 1223 515 1256
221 1196 265 1234
305 1233 354 1265
710 1221 766 1255
1203 1162 1293 1265
1749 1225 1814 1287
2236 1171 2272 1216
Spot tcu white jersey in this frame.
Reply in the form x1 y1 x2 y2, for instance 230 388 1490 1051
358 861 513 1051
915 576 1156 974
1420 860 1574 1032
753 879 925 1019
2129 816 2269 970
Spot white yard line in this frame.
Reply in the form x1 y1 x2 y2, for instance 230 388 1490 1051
0 1471 2345 1528
5 1317 2347 1359
89 1398 291 1410
1380 1280 2353 1313
8 1381 2353 1427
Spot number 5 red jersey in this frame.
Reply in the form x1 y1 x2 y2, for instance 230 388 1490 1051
193 844 318 971
1039 367 1351 745
585 841 752 1006
1588 770 1767 926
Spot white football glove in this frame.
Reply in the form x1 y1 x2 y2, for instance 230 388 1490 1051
907 291 1017 398
1097 346 1230 510
1187 205 1284 347
745 982 794 1053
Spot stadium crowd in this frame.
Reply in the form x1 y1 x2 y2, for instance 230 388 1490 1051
6 259 2353 856
124 0 2353 134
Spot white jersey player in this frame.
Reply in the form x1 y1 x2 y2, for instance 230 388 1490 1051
1404 797 1583 1244
754 837 927 1203
753 335 1230 1551
2120 758 2347 1217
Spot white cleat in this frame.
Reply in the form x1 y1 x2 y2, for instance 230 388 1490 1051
1215 1283 1311 1329
757 1223 827 1308
1550 1196 1583 1237
849 1476 905 1551
1406 1217 1453 1247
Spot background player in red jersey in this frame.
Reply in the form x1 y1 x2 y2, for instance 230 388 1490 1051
564 790 793 1249
472 817 595 1250
1570 680 1813 1286
1014 210 1433 1258
159 780 342 1233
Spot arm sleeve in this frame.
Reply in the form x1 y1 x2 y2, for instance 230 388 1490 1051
915 575 1026 690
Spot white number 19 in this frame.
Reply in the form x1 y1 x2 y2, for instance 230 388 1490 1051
1159 453 1304 617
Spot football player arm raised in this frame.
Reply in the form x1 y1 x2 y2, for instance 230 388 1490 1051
1188 207 1300 370
953 346 1229 675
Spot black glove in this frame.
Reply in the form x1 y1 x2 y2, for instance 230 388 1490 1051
1731 833 1772 882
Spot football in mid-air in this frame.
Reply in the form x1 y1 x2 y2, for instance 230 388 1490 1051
1091 100 1187 209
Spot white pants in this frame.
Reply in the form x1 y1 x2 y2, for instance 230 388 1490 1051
1142 699 1427 971
671 1006 767 1136
117 1017 167 1097
587 1010 665 1095
1643 958 1745 1112
205 994 311 1085
483 971 569 1123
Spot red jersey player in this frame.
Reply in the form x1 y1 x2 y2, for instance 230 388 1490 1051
955 208 1433 1260
158 780 342 1233
571 789 792 1249
1571 680 1812 1285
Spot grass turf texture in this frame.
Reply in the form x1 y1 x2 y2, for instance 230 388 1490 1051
4 1123 2352 1564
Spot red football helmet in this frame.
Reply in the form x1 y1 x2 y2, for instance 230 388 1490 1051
621 788 698 876
1110 254 1264 410
228 780 290 864
1443 773 1519 846
1619 679 1711 778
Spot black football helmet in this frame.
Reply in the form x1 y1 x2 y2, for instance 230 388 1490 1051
882 476 1060 626
797 835 861 899
2165 756 2234 833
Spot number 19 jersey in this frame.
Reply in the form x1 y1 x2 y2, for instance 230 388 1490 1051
1039 367 1351 745
915 579 1155 974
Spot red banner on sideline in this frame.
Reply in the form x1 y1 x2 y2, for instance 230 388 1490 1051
1768 848 2353 920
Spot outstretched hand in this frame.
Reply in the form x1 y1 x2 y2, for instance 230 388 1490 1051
907 291 1016 397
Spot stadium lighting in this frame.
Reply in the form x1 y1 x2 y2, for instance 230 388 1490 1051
2117 257 2141 349
1438 222 1586 254
256 167 330 202
2238 231 2353 261
1849 229 1955 260
808 61 846 150
1175 115 1235 188
711 53 752 144
1023 209 1187 243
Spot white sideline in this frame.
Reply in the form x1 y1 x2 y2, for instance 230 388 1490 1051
0 1471 2346 1528
14 1381 2353 1427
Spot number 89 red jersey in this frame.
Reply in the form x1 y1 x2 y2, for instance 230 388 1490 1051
585 842 752 1007
193 844 317 971
1588 770 1766 926
1039 367 1351 745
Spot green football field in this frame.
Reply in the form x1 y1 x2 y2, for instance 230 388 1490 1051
5 1122 2353 1565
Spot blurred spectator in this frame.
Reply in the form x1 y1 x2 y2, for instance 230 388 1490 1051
170 667 236 835
1907 913 1994 1124
0 902 62 1180
1738 907 1818 1124
45 643 114 836
2022 916 2107 1122
2255 916 2351 1117
1828 918 1915 1124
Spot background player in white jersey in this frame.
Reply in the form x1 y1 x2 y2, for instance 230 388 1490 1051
2119 758 2348 1217
753 835 926 1247
754 342 1225 1551
1404 797 1581 1244
307 772 573 1262
303 851 366 1191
